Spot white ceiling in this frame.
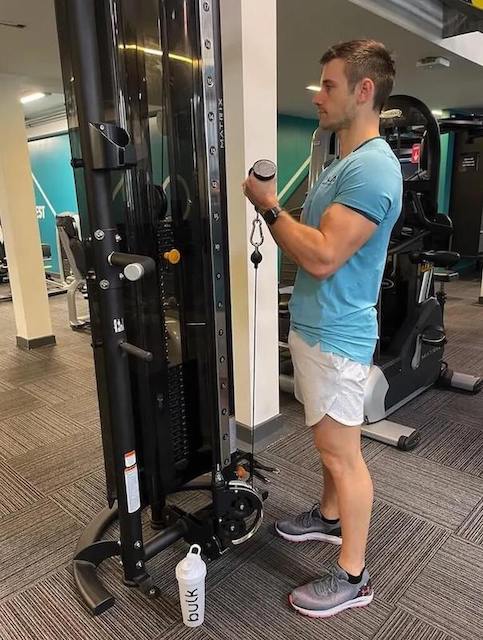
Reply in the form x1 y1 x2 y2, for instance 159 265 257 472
0 0 61 96
278 0 483 118
1 0 483 121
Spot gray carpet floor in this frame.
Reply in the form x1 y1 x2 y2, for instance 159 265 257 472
0 277 482 640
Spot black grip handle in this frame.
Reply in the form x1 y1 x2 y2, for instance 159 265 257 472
108 252 155 271
249 159 277 181
119 341 153 362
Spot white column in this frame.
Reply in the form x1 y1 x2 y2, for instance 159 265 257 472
0 76 54 349
220 0 279 432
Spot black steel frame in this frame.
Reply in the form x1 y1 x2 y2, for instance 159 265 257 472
54 0 266 615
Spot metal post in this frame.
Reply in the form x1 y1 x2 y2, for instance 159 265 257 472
59 0 147 585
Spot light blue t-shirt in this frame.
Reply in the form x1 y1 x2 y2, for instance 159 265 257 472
288 137 403 365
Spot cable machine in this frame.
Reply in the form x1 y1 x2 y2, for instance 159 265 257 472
55 0 272 614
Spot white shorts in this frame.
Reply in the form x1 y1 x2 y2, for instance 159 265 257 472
288 330 370 427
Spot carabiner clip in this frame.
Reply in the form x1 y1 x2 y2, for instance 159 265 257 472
250 215 264 249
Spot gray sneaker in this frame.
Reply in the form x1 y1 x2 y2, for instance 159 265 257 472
275 503 342 545
289 563 373 618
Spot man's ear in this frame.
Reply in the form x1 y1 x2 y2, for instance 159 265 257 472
357 77 375 106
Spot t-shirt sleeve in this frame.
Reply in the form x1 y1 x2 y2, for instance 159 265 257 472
332 153 399 225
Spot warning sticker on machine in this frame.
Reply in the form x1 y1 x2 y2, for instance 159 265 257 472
124 465 141 513
124 450 137 468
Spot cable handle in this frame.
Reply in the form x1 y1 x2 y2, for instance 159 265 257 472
246 159 277 482
248 159 277 268
249 159 277 181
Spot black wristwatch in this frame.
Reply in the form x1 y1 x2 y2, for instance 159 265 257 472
260 205 282 226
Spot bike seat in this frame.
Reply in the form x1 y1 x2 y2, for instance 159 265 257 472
410 250 460 268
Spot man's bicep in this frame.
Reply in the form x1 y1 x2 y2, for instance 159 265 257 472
319 203 378 272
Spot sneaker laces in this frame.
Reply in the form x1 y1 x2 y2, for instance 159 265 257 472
312 565 342 596
295 502 322 528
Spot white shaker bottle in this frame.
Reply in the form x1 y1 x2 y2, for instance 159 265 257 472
175 544 207 627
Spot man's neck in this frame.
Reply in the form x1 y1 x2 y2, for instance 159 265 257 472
337 117 381 159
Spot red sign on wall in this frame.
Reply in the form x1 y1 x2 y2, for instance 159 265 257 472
411 144 421 164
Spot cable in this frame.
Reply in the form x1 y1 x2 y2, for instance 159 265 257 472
249 216 263 487
247 159 276 485
250 261 258 486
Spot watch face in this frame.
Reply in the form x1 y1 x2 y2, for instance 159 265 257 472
265 207 279 225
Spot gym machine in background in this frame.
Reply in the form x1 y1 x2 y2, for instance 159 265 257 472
55 0 271 615
0 218 68 303
56 213 90 331
438 115 483 304
280 95 482 450
363 95 481 448
0 221 7 284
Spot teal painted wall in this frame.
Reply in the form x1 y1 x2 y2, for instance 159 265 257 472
148 115 167 185
29 134 79 274
277 114 318 204
438 132 455 215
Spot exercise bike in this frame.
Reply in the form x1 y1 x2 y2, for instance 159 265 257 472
279 95 482 450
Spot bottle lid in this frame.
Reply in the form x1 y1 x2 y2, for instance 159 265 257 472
176 544 207 581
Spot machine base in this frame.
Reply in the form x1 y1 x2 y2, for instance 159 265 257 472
362 420 420 451
72 478 265 615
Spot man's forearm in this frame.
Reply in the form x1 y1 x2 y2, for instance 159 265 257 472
266 210 333 279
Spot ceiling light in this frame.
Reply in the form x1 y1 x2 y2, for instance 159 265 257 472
20 92 47 104
306 85 320 92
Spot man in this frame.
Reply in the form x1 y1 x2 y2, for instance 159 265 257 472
243 40 402 618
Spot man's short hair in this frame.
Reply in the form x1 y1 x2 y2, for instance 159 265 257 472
320 40 396 112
